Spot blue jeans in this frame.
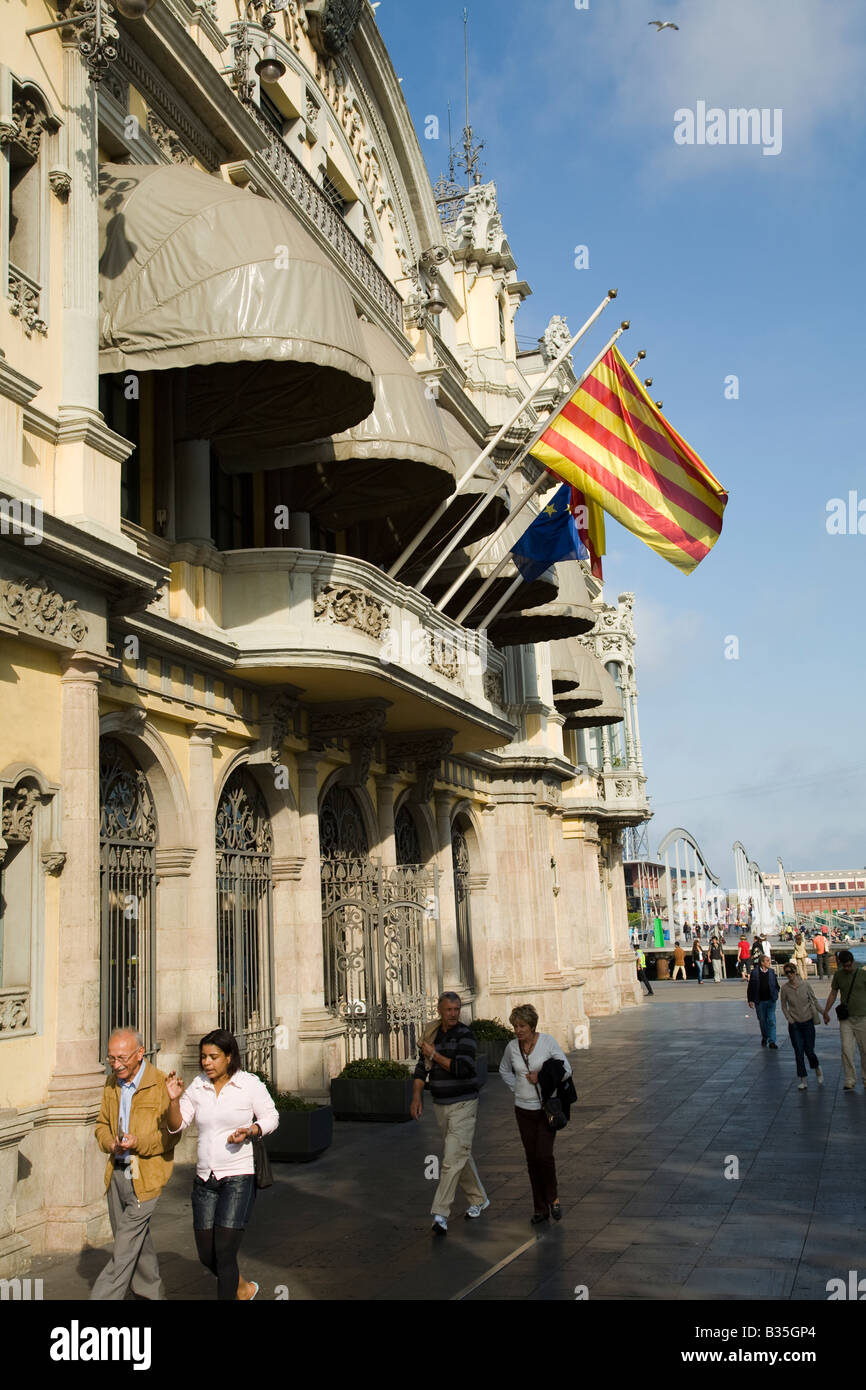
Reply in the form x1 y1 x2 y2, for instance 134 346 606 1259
695 961 704 982
755 999 777 1044
788 1020 819 1077
192 1174 256 1231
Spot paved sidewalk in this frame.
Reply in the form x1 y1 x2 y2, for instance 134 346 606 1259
30 984 866 1301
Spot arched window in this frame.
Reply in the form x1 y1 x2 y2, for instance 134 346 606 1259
451 819 475 990
99 739 157 1052
395 804 422 866
215 769 275 1073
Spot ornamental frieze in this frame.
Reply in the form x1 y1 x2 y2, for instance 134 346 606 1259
313 583 390 640
482 669 505 707
0 577 88 645
305 0 364 58
426 633 461 683
0 991 29 1034
2 781 40 844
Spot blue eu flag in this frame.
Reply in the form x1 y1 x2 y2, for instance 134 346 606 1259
510 485 588 584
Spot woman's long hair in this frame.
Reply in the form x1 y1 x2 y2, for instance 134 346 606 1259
199 1028 242 1076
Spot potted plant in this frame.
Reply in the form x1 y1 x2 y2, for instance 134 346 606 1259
471 1018 516 1071
254 1073 333 1163
330 1057 415 1122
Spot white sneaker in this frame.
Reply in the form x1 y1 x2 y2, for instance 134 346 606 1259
798 1079 807 1090
816 1067 824 1085
431 1215 448 1234
464 1198 491 1220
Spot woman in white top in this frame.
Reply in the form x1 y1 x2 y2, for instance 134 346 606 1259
499 1004 572 1225
166 1028 278 1301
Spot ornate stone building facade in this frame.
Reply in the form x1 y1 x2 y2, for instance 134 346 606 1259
0 0 650 1273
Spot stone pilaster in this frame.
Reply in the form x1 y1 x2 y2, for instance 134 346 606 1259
60 36 98 411
375 774 398 868
434 792 459 990
180 723 221 1074
294 754 344 1090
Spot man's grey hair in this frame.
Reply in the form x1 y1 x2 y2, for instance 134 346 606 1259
438 991 461 1006
108 1027 144 1047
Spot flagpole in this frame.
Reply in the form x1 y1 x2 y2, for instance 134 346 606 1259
476 570 526 631
386 289 618 580
438 321 629 617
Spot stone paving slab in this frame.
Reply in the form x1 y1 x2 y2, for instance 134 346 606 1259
27 985 866 1302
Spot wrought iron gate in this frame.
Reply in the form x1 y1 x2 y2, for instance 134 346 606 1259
321 857 441 1062
215 770 275 1078
99 738 157 1053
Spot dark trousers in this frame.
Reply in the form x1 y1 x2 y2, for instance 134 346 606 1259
815 954 830 978
788 1020 820 1077
515 1107 557 1215
637 967 653 995
192 1174 256 1301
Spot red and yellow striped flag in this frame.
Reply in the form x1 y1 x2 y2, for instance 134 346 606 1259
571 486 606 580
531 347 727 574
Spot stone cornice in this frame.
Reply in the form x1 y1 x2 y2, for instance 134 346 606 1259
0 354 41 408
55 407 136 463
121 612 239 669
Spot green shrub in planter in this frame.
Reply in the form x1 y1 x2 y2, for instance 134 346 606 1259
471 1018 515 1071
252 1071 333 1162
331 1057 414 1122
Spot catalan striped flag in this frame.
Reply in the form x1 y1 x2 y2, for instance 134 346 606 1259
530 346 727 574
571 486 606 580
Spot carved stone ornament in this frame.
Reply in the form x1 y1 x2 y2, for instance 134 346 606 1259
48 166 72 202
8 96 53 160
448 183 512 264
59 0 120 85
0 577 88 645
0 991 30 1034
146 111 194 166
541 315 574 364
614 778 635 798
41 844 67 875
314 584 390 641
427 633 461 683
263 693 297 763
8 271 47 338
482 669 505 707
305 0 364 57
2 782 40 844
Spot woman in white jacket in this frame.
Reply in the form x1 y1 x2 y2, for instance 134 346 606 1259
499 1004 572 1224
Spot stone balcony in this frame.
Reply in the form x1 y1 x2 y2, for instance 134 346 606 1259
219 548 514 754
562 765 651 826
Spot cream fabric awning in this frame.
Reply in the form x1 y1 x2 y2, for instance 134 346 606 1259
98 163 376 449
220 320 456 529
487 561 598 647
550 640 602 700
561 656 624 728
388 409 510 574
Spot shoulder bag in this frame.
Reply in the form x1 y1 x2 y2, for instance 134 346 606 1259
521 1043 568 1132
251 1124 273 1189
836 968 859 1022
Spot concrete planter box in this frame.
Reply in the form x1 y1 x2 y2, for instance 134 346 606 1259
264 1106 333 1162
330 1076 414 1122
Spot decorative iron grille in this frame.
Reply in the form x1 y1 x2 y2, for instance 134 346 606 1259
99 738 157 1053
451 824 475 991
320 787 440 1061
395 805 422 867
216 770 275 1079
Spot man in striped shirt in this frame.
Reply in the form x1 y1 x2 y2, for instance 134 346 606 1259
412 991 489 1234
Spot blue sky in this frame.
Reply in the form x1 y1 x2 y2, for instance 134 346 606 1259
377 0 866 887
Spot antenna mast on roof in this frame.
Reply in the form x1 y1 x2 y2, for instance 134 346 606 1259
461 7 484 186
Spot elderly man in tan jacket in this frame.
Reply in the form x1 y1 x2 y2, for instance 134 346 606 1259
91 1027 181 1301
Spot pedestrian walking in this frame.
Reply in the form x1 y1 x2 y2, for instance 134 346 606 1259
709 936 724 983
635 945 654 996
671 939 687 981
692 938 706 984
499 1005 573 1225
737 935 752 980
812 930 830 979
792 934 809 981
411 991 487 1234
822 950 866 1091
747 955 780 1048
165 1028 278 1300
779 963 824 1089
91 1027 180 1301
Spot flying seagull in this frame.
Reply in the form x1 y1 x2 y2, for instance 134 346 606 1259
648 20 679 30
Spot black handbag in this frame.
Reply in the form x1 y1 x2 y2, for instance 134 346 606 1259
521 1044 570 1132
252 1133 273 1189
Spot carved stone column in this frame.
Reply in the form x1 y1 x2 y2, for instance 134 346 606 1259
43 653 113 1253
60 32 99 411
295 753 344 1090
181 723 221 1073
434 792 460 990
375 774 398 868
